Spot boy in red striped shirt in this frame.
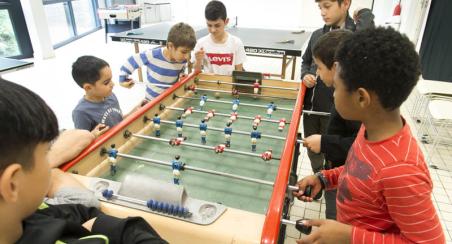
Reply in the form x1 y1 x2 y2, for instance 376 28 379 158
294 27 445 243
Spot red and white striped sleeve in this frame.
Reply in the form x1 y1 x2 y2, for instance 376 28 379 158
351 162 445 244
322 166 344 190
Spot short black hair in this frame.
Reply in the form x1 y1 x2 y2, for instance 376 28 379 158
0 78 59 171
72 55 109 88
205 0 227 21
315 0 349 5
313 30 352 69
335 27 421 111
167 22 196 50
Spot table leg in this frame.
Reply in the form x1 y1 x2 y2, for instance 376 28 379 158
134 43 144 82
104 19 108 43
281 55 287 79
291 57 297 80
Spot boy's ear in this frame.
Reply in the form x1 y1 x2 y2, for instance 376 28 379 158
224 18 229 26
167 42 174 50
356 87 371 108
0 163 22 203
342 0 351 10
82 83 92 92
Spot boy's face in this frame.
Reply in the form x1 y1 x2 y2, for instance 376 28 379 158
168 43 191 63
206 18 229 38
314 56 334 87
20 143 52 217
86 66 114 98
333 62 360 120
318 0 349 26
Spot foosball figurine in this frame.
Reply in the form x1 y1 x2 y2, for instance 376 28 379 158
182 106 194 118
215 92 221 99
232 89 239 98
169 136 187 146
224 122 233 147
187 84 196 92
153 113 161 137
199 119 208 144
253 115 262 127
266 102 276 118
199 94 208 110
107 144 118 176
250 126 261 152
230 112 238 122
253 80 260 97
175 116 184 137
172 155 185 185
278 118 287 132
204 109 216 122
214 144 226 154
232 98 240 112
261 149 273 161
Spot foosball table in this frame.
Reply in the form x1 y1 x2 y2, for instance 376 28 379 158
62 71 307 243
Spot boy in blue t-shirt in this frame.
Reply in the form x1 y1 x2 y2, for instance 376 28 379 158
119 22 197 100
72 55 122 136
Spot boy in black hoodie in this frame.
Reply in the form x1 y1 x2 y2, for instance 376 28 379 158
301 0 374 193
0 78 167 244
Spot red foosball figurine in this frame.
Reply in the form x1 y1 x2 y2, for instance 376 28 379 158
253 115 262 127
187 84 196 92
204 109 216 121
253 80 260 95
169 137 186 146
261 149 272 161
182 106 194 118
230 112 238 122
214 144 226 154
232 89 239 97
278 118 286 132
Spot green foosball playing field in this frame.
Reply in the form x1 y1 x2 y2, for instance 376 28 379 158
63 72 304 244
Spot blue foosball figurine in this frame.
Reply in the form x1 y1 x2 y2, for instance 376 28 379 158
250 126 261 152
153 113 161 137
175 116 184 137
107 144 118 176
199 94 208 110
266 102 276 118
224 122 232 147
172 155 185 185
199 119 208 145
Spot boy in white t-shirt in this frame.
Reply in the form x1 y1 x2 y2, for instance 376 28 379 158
193 0 247 75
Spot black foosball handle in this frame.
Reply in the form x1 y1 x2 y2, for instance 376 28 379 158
295 219 312 235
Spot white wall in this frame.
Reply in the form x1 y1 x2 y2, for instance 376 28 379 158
162 0 373 31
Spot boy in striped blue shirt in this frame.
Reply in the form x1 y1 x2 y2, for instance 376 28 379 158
119 22 197 100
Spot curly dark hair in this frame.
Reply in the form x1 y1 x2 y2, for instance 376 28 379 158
335 27 421 111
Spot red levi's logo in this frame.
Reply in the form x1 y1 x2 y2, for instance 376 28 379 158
206 53 233 66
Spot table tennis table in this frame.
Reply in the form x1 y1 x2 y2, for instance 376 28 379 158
0 57 33 75
110 22 310 80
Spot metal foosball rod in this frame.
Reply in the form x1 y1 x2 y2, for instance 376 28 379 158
101 188 192 218
132 133 281 160
116 152 298 191
166 106 286 124
173 95 293 111
195 79 299 91
303 110 331 116
160 120 304 144
189 87 296 100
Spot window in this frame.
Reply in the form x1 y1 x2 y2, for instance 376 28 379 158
0 1 33 58
43 0 100 48
0 9 20 57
